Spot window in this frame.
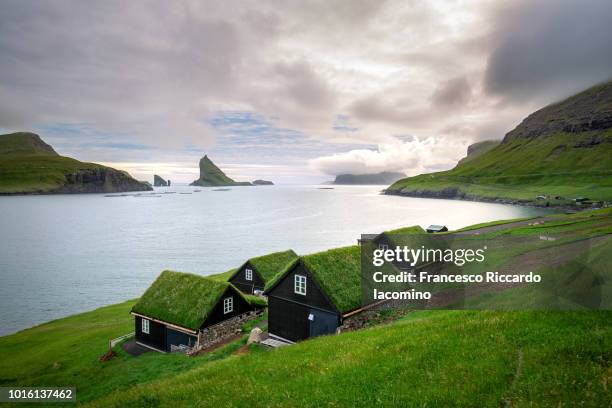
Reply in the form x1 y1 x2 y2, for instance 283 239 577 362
142 318 150 334
245 268 253 281
223 297 233 314
379 243 388 251
294 274 307 295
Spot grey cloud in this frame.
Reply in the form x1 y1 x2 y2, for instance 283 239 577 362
0 1 285 146
431 77 472 108
349 96 427 126
485 0 612 103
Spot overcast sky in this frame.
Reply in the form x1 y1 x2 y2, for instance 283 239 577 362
1 0 611 184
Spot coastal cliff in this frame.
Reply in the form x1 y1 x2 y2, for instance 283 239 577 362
0 132 152 194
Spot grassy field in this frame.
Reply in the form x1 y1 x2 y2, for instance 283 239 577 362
0 211 610 406
88 310 611 407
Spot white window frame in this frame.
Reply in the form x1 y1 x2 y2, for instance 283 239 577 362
245 268 253 281
294 274 307 295
223 297 233 314
142 318 150 334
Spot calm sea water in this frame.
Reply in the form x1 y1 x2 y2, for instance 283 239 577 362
0 185 551 336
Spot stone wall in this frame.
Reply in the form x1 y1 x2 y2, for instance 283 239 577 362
337 310 380 333
338 301 410 333
193 311 261 352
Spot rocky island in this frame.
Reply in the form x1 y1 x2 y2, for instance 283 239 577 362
0 132 152 195
190 155 252 187
333 171 406 185
252 179 274 185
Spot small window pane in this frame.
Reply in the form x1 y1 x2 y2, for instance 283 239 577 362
245 268 253 281
223 297 233 314
142 318 150 334
294 274 306 295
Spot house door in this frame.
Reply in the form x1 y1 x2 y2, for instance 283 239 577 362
308 309 338 338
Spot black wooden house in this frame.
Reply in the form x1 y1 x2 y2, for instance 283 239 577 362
264 246 363 343
228 249 298 294
131 271 256 353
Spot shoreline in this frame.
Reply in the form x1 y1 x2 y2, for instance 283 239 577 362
382 189 591 211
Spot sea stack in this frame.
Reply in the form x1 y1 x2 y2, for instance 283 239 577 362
153 175 168 187
190 155 252 187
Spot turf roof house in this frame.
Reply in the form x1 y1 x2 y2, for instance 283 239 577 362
228 250 298 295
264 246 368 343
131 271 258 353
369 225 426 250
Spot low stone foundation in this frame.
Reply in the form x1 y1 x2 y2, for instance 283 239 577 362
193 311 262 352
338 302 410 333
337 310 380 333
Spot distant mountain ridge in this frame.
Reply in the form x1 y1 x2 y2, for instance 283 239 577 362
333 171 406 185
0 132 152 194
190 155 252 187
386 80 612 205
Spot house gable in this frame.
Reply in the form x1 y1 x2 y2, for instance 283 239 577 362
266 261 338 313
228 261 265 294
201 285 254 328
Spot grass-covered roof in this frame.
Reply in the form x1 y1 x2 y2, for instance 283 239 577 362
302 246 361 313
278 246 361 314
383 225 426 235
131 271 245 331
247 249 298 282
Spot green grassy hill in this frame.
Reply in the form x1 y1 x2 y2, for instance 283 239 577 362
0 211 609 406
387 81 612 205
0 132 152 194
190 155 252 186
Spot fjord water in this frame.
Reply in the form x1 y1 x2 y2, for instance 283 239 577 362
0 185 551 336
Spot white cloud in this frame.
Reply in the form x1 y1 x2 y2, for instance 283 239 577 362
309 137 468 176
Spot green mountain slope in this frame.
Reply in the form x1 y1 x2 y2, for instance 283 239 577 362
190 155 252 186
386 81 612 205
0 132 152 194
456 140 500 166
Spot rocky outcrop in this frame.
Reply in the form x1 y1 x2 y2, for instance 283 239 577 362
333 171 406 185
457 140 501 166
503 80 612 142
153 175 168 187
190 155 252 187
55 167 152 194
252 179 274 185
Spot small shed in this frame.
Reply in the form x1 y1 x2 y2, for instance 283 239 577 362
131 271 257 353
228 250 298 295
426 224 448 233
265 246 363 343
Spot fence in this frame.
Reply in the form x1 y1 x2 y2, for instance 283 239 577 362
109 332 134 350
